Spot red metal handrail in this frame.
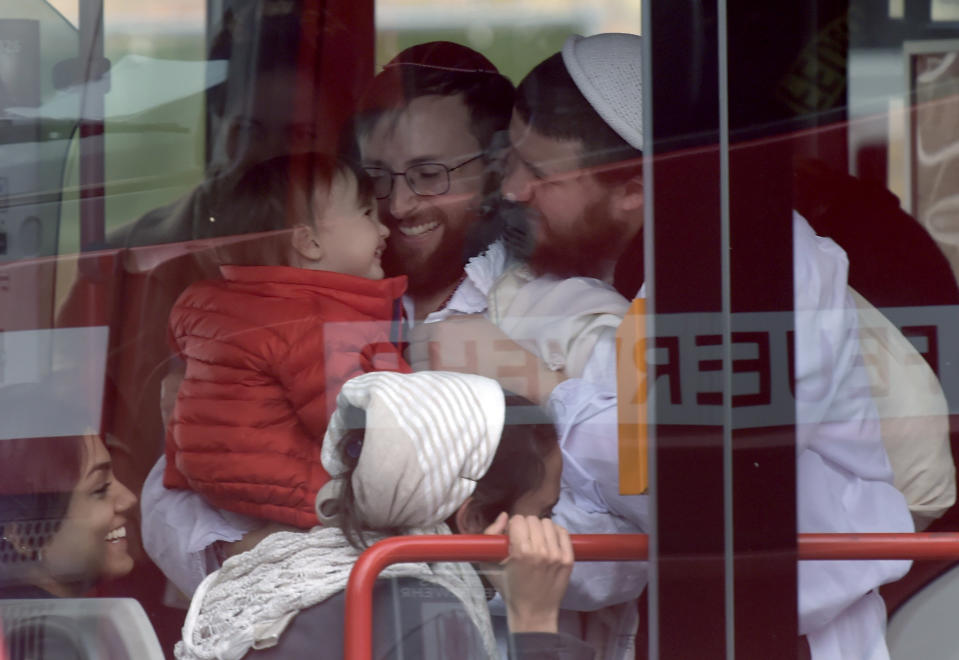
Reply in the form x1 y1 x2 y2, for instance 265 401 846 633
800 533 959 560
343 532 959 660
344 534 648 660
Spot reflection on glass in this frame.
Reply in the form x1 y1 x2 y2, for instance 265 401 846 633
908 42 959 283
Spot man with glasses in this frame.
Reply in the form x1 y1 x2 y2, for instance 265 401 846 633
350 41 514 322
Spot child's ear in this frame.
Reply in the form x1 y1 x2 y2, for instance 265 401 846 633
290 224 323 262
453 497 488 534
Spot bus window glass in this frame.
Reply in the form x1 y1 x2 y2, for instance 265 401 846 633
4 1 959 659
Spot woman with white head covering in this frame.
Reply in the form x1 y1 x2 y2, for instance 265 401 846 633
176 371 593 660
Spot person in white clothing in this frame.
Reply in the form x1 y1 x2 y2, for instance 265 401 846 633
415 33 915 660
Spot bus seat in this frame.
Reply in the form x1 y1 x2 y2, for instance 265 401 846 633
0 598 163 660
886 562 959 660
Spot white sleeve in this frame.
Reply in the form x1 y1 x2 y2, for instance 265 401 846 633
792 212 913 652
549 370 648 528
548 366 650 611
547 215 913 651
553 487 648 611
140 456 259 597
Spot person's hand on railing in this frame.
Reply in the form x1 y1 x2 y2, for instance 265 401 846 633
482 512 575 633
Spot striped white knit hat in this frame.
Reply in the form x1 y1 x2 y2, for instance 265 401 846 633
562 33 644 151
316 371 506 530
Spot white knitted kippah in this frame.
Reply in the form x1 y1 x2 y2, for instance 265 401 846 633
562 33 644 151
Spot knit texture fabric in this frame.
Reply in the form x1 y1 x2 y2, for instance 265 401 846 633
175 524 496 660
562 33 644 151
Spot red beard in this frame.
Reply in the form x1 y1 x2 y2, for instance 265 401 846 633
525 198 629 281
382 206 475 297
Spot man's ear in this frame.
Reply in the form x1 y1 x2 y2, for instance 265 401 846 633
612 175 644 215
453 497 488 534
608 175 644 240
290 224 323 263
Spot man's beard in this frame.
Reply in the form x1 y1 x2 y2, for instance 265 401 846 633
382 207 475 297
506 198 627 281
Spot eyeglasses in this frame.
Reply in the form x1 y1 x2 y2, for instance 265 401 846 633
363 153 484 200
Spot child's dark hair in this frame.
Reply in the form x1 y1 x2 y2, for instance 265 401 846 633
330 394 558 549
202 152 375 266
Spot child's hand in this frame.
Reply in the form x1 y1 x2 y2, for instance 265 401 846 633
482 512 574 633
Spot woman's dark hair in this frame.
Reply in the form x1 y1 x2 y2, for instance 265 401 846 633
459 393 558 528
202 152 375 267
0 435 86 576
331 394 558 549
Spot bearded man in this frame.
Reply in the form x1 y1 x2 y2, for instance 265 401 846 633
418 33 914 660
351 41 515 320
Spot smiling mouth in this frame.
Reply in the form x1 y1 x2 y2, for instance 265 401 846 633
106 526 126 542
397 221 439 237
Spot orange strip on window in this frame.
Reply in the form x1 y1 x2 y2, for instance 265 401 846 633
617 298 648 494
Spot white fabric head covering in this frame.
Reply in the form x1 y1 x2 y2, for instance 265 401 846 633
316 371 506 530
562 33 644 151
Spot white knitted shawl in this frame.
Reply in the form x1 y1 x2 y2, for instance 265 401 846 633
175 524 497 660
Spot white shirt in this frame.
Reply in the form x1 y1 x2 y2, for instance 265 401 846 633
545 213 913 660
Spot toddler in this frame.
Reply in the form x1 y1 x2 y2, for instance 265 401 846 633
163 152 410 529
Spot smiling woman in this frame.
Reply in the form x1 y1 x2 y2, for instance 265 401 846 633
0 433 137 600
